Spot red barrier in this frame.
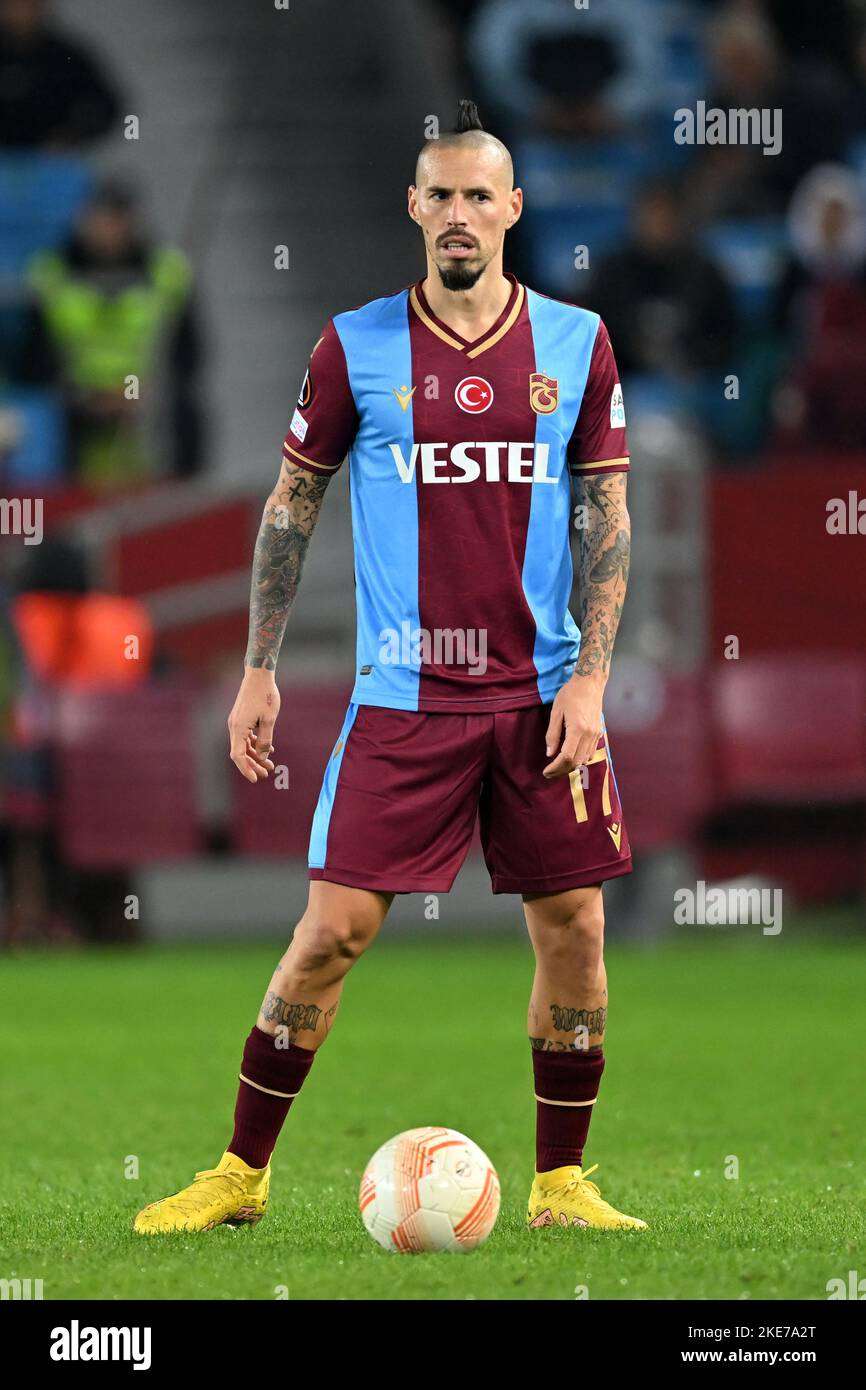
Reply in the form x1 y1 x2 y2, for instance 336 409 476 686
710 459 866 656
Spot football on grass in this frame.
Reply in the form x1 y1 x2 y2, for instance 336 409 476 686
359 1125 500 1253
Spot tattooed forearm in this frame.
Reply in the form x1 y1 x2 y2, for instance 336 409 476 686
244 459 332 670
573 472 630 679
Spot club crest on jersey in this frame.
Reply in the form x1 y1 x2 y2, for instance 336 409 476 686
455 376 493 414
529 373 559 414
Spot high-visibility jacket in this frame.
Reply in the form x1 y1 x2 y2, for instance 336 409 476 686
27 247 192 390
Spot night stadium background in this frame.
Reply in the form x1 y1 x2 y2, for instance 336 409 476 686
1 0 865 1306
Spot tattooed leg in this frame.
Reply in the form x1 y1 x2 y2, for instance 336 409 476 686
523 886 608 1052
256 880 392 1051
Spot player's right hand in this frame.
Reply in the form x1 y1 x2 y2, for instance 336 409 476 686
228 669 280 783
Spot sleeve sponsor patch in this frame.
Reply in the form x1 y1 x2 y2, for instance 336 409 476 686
289 408 309 443
610 383 625 429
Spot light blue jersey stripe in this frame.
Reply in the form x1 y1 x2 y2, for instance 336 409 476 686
523 290 600 701
308 702 359 868
333 291 422 711
601 712 623 804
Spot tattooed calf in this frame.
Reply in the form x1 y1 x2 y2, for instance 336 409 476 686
531 1036 578 1052
550 1004 607 1036
261 993 322 1033
530 1035 605 1053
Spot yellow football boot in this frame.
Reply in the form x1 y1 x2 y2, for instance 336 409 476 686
133 1150 270 1234
527 1163 647 1231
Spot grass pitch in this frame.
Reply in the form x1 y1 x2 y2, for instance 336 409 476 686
1 917 864 1300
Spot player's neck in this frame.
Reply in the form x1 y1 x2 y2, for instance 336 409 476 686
420 266 513 341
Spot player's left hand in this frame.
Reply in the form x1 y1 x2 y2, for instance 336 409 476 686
543 673 605 778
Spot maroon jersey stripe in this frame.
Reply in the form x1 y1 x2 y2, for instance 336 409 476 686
408 284 542 711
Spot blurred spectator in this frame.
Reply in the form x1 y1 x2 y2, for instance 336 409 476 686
845 19 866 140
467 0 681 138
772 164 866 450
765 0 859 83
1 535 153 945
18 179 203 486
0 0 120 149
428 0 485 91
690 6 850 218
586 177 738 375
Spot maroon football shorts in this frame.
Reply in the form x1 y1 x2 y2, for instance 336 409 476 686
307 702 632 896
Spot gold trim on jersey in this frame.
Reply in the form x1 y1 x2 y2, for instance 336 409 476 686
409 285 465 350
466 283 526 358
282 440 342 473
409 281 525 356
571 456 630 472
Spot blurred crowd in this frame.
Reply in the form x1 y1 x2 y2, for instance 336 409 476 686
0 0 191 943
2 0 865 944
3 0 866 491
436 0 866 458
0 0 203 493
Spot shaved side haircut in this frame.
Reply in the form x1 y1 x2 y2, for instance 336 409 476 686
415 99 514 189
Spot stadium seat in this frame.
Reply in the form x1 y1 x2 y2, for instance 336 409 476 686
514 138 653 297
845 134 866 184
522 205 631 298
55 683 202 868
709 656 866 805
231 683 354 857
699 218 788 323
616 372 694 421
0 154 91 281
604 668 711 851
0 390 66 485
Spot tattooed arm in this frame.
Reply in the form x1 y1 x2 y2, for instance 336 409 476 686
227 456 332 783
543 471 630 778
573 472 630 680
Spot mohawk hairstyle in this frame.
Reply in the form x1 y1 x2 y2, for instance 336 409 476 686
415 99 513 186
454 98 484 133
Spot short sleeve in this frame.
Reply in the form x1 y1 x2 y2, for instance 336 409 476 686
567 319 630 477
281 320 358 475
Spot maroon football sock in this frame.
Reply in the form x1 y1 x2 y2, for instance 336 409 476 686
533 1047 605 1173
228 1025 316 1169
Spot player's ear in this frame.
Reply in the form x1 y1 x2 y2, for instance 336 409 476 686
407 185 421 225
505 186 523 231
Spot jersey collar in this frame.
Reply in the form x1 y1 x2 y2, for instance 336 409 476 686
409 272 525 359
